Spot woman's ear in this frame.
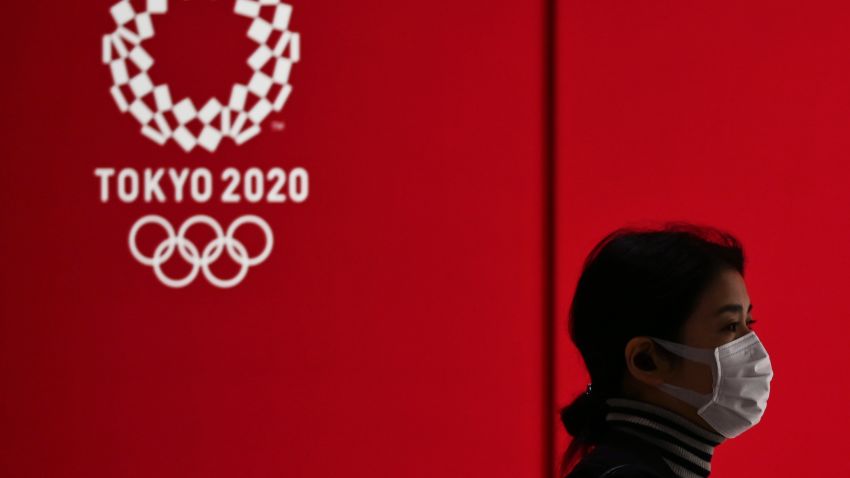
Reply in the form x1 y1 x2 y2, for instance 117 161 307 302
624 336 673 386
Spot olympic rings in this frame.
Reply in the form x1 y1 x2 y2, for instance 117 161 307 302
128 214 274 288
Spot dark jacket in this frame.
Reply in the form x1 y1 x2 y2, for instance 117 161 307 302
565 428 677 478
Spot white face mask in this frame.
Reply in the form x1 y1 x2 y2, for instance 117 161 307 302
649 331 774 438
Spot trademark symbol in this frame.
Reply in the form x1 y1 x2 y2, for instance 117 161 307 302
272 121 286 131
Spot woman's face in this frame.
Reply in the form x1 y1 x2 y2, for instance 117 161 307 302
667 267 756 395
624 266 757 432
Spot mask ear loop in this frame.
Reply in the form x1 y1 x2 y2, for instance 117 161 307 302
649 337 721 411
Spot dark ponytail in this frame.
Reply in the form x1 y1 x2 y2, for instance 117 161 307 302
558 221 745 477
558 384 609 476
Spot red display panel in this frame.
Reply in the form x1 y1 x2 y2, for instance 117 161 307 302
0 1 547 477
556 1 840 476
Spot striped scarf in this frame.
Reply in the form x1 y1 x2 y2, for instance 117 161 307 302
604 397 726 478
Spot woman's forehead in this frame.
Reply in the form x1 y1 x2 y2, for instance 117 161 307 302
695 269 751 315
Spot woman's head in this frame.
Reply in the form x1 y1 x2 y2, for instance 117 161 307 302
559 221 749 475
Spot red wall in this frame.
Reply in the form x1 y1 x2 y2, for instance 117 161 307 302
4 1 828 477
0 1 546 477
556 1 843 476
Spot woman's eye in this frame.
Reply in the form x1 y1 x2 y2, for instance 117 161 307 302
724 319 757 332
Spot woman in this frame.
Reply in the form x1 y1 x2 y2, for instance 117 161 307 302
560 222 774 478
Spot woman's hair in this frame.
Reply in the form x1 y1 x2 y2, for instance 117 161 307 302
558 221 745 477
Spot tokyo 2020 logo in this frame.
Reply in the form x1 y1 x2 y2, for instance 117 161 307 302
97 0 309 289
101 0 301 152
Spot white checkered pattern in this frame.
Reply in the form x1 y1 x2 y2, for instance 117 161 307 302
103 0 300 152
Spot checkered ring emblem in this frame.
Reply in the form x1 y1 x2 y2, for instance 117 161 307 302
102 0 301 152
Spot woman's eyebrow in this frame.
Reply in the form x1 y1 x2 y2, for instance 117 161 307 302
713 303 753 315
